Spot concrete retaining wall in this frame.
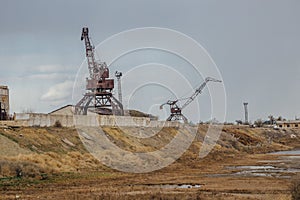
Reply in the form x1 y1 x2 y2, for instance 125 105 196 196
13 113 181 128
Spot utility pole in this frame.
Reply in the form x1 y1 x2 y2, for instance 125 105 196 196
115 71 123 104
243 102 249 124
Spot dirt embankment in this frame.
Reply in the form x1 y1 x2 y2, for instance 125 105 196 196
0 125 298 177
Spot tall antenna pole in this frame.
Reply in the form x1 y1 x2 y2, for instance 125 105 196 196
115 71 123 104
243 102 249 124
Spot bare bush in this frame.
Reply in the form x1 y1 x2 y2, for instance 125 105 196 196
254 119 264 127
0 160 44 178
291 177 300 200
54 120 62 128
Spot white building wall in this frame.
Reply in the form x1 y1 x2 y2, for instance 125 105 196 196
12 113 181 128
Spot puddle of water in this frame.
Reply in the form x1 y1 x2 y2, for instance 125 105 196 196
140 184 201 189
235 168 300 174
206 172 291 178
219 164 300 178
233 165 275 170
207 150 300 179
257 160 285 163
160 184 201 189
237 172 272 177
270 150 300 155
175 184 201 189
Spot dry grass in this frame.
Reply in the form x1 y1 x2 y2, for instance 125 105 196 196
0 160 44 178
291 176 300 200
2 152 101 174
102 127 180 152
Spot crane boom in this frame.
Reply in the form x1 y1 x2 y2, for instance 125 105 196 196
81 27 97 79
181 77 221 109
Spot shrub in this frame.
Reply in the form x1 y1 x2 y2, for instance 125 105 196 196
54 120 62 128
291 177 300 200
254 119 264 127
0 160 43 178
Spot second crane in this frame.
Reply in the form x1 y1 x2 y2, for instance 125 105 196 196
160 77 221 123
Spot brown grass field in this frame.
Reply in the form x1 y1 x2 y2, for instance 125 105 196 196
0 125 299 199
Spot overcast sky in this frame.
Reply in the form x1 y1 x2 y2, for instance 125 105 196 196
0 0 299 122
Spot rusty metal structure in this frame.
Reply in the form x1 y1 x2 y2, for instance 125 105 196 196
75 27 123 115
160 77 221 123
0 86 9 120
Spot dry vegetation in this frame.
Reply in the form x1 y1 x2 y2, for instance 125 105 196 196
291 176 300 200
0 125 299 199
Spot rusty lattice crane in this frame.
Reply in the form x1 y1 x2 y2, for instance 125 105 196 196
75 27 123 115
160 77 221 123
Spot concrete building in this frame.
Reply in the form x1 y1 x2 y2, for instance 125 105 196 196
277 120 300 128
0 85 9 114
